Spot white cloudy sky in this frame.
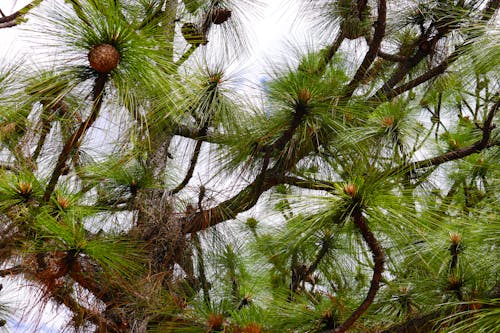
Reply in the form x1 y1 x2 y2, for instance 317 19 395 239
0 1 308 332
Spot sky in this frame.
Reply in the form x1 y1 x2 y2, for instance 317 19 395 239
0 1 308 332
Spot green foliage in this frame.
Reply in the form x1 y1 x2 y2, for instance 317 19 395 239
0 0 498 332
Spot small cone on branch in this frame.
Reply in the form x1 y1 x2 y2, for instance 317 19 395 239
88 44 120 73
210 7 232 25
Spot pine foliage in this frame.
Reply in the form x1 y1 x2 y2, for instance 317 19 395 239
0 0 498 332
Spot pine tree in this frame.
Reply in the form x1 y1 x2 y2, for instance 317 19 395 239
0 0 499 332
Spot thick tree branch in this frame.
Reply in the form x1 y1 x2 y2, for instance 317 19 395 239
343 0 387 99
326 207 385 333
183 168 281 234
43 74 108 201
184 96 317 234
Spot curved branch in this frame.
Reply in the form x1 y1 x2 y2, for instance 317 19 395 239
43 74 108 201
327 207 385 333
342 0 387 99
170 138 204 195
183 168 281 234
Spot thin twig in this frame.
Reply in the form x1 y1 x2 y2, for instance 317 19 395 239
0 0 44 29
170 137 204 195
0 265 24 277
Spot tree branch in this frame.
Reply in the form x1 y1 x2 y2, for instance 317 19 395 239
51 284 122 332
410 95 498 170
342 0 387 99
381 46 462 101
317 32 345 74
174 45 199 70
183 168 281 234
43 74 108 201
0 0 43 29
170 138 204 195
327 207 385 333
374 30 441 101
377 50 407 63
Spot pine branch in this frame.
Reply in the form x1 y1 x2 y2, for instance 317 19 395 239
410 95 498 170
183 167 282 234
374 35 438 100
380 95 498 179
317 32 345 74
375 1 498 102
326 207 385 333
0 0 43 29
381 46 462 101
192 233 210 305
342 0 387 100
305 236 332 279
170 126 208 195
174 45 199 70
377 51 407 62
43 74 108 201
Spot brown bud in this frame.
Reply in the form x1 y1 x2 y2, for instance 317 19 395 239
207 313 224 330
449 233 461 245
343 183 357 198
17 181 33 197
56 195 70 210
242 323 262 333
297 88 312 104
381 116 394 127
